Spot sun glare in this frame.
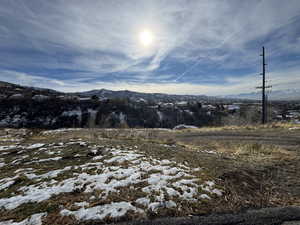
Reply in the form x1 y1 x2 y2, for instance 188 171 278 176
139 29 154 47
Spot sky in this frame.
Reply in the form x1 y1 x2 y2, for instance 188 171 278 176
0 0 300 96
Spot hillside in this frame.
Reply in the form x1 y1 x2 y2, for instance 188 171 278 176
1 80 299 129
0 81 250 129
74 89 217 103
0 81 60 98
0 80 246 103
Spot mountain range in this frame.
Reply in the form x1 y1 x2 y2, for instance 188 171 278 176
73 89 218 103
0 81 228 103
1 80 300 101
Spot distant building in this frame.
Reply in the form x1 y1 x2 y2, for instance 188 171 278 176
287 110 300 117
9 93 23 99
202 104 216 110
225 104 240 111
32 95 49 101
58 95 80 100
136 98 147 103
148 105 158 109
159 102 174 108
79 97 91 101
176 101 188 106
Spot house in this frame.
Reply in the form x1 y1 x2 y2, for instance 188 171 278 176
58 95 80 100
225 104 240 111
202 104 216 110
160 103 174 108
176 101 188 107
32 95 49 101
79 97 91 101
9 93 24 99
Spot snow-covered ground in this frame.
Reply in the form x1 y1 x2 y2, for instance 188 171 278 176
0 129 223 224
173 124 198 130
0 213 47 225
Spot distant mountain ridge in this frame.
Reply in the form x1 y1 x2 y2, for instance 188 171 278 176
73 89 217 103
1 80 299 101
0 81 221 129
0 81 228 103
0 80 221 102
223 89 300 101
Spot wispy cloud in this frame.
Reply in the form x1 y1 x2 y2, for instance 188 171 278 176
0 0 300 94
0 70 66 88
1 66 299 96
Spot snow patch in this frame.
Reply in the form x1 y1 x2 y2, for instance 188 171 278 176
28 157 62 164
26 143 45 149
173 124 198 130
148 200 176 211
61 202 141 221
74 201 89 207
0 145 17 151
0 176 18 191
0 212 46 225
135 197 150 207
42 128 82 135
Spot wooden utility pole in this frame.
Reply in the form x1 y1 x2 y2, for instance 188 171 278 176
262 46 266 124
257 47 271 124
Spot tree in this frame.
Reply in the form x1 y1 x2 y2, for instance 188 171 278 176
91 95 99 101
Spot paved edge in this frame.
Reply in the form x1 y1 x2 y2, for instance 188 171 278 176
113 206 300 225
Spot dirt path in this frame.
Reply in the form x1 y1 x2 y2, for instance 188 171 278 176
175 130 300 148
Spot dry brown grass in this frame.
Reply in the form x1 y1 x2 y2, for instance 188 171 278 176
1 126 299 224
43 213 77 225
175 138 296 163
218 142 295 163
173 122 300 133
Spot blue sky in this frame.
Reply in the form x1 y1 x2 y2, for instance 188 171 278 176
0 0 300 95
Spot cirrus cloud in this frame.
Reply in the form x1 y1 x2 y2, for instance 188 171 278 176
0 0 300 95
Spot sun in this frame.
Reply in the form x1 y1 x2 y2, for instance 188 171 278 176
139 29 154 47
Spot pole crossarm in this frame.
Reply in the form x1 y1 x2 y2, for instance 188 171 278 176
256 85 272 89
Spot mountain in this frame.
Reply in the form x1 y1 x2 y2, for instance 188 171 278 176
73 89 218 103
222 89 300 101
0 81 220 102
0 81 219 129
2 80 299 102
1 80 297 129
0 80 244 129
0 81 61 98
